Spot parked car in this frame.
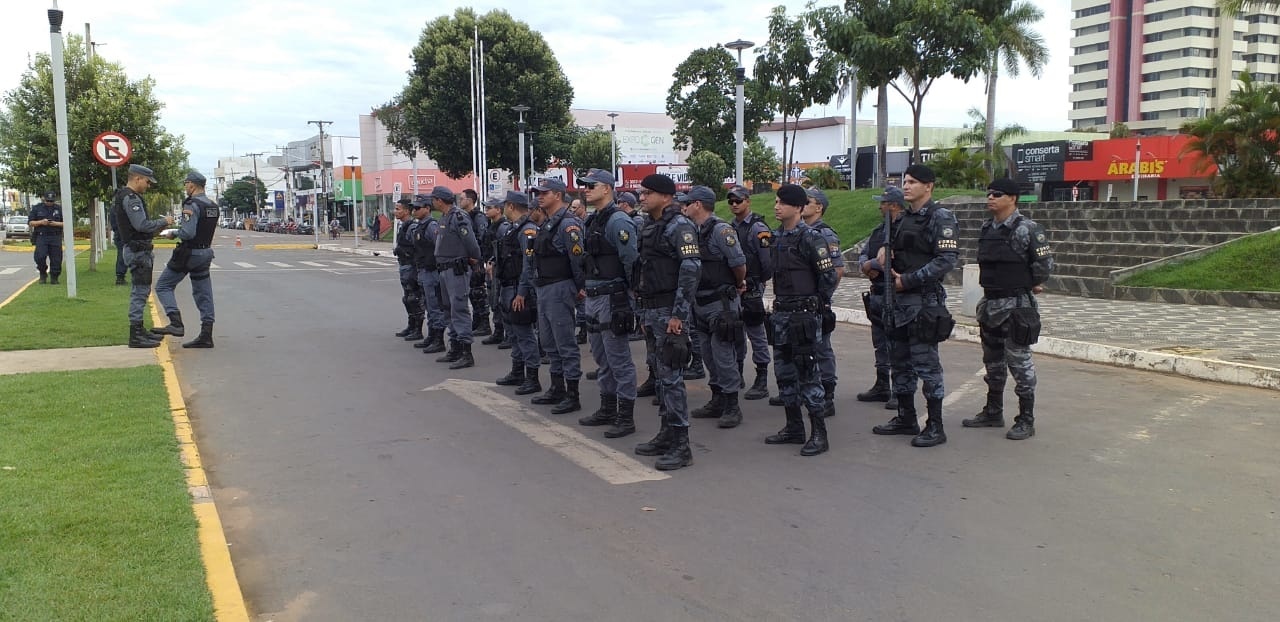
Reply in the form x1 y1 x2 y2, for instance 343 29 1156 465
3 215 30 238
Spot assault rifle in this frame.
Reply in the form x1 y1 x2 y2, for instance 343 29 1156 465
882 206 894 398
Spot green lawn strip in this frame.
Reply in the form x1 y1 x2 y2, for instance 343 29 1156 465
0 366 213 622
1119 230 1280 291
0 250 152 351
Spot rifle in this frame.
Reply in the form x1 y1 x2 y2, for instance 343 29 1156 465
881 207 894 398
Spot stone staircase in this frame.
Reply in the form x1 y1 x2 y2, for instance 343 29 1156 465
937 199 1280 298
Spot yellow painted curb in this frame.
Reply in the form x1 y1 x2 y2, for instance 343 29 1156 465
0 277 39 308
253 243 316 250
149 299 251 622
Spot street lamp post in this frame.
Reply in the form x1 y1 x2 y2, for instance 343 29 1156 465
49 1 78 296
512 105 530 190
607 112 619 181
724 39 754 188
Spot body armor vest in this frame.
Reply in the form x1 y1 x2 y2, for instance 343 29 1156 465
977 217 1033 291
112 188 153 243
533 213 572 284
395 219 416 266
772 228 819 297
891 206 936 281
735 213 766 279
697 219 734 291
183 195 219 248
412 217 438 269
637 210 680 296
584 206 626 280
498 218 531 285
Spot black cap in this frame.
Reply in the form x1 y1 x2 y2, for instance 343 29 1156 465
128 164 158 184
616 191 637 206
904 164 936 184
503 190 529 207
727 185 750 200
42 191 57 200
776 184 807 208
987 178 1020 197
640 174 676 196
429 186 455 202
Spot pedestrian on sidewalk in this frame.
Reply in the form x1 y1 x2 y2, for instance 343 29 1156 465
962 178 1054 440
151 172 219 348
369 214 380 241
113 164 174 348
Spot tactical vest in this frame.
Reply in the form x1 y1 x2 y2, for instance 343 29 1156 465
533 214 572 285
637 209 681 296
395 219 416 266
735 213 766 279
412 217 438 269
111 188 153 244
977 216 1034 292
435 209 469 259
865 221 893 292
772 227 819 297
697 219 734 291
584 205 626 281
182 195 219 249
891 205 936 278
498 218 531 285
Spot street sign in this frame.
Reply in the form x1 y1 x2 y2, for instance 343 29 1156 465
392 182 402 201
92 131 132 167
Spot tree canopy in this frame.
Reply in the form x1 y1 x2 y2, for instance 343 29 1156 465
1181 72 1280 198
666 47 771 171
743 136 781 187
755 6 839 181
567 129 620 173
222 176 268 215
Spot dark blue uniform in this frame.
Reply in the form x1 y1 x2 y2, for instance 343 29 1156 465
28 200 64 282
435 205 482 346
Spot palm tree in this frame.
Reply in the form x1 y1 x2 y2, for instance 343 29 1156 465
1218 0 1280 15
954 107 1027 177
982 1 1048 178
1181 72 1280 197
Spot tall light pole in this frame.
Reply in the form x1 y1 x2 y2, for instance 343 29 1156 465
49 0 77 297
725 39 754 187
348 155 359 248
307 120 332 246
512 105 530 190
607 112 619 181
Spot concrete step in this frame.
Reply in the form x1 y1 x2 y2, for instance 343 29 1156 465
1051 263 1120 279
1043 275 1110 298
945 204 1280 223
1047 241 1200 259
951 229 1242 246
1049 251 1171 269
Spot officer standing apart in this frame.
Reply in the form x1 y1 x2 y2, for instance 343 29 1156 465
871 164 959 448
114 164 174 348
632 174 701 471
764 184 839 456
151 172 218 348
391 197 425 341
497 191 544 396
801 187 844 418
480 195 510 347
684 185 749 429
27 191 65 284
432 186 481 369
962 178 1053 440
411 196 448 354
727 185 774 402
574 169 640 438
528 178 587 414
855 186 906 412
461 189 493 338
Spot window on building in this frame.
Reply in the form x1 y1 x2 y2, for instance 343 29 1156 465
1245 14 1280 24
1140 112 1160 121
1075 42 1110 54
1075 4 1110 19
1075 60 1109 72
1245 53 1280 63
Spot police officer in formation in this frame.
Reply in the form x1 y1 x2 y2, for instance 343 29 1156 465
764 184 839 456
392 197 425 341
480 196 510 347
674 193 707 383
963 178 1053 441
683 185 749 429
432 186 482 369
727 185 774 402
528 178 587 414
631 174 701 471
27 191 64 285
461 189 494 338
496 191 544 396
855 186 906 412
411 196 448 354
113 164 175 348
802 187 844 418
871 164 959 448
151 172 218 349
574 169 640 438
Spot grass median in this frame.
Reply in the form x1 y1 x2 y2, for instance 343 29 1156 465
0 366 213 621
1119 230 1280 291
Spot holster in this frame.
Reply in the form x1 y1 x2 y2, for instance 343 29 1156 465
660 332 692 369
913 304 956 344
712 294 744 342
764 313 776 345
1009 304 1041 346
821 305 836 334
741 290 766 326
127 240 154 253
452 260 468 276
166 245 193 273
609 291 636 336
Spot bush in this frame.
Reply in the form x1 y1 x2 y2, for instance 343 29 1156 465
687 151 729 198
802 166 845 190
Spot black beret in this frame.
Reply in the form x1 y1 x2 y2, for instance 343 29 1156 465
987 178 1020 197
776 183 807 208
640 174 676 196
904 164 936 184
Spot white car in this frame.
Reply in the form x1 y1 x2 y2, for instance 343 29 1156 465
3 215 30 238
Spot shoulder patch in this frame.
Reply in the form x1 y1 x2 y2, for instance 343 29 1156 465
682 232 695 244
564 225 582 234
459 226 469 237
817 245 828 258
571 244 584 256
757 231 772 248
828 243 840 254
1035 232 1047 243
941 227 955 239
524 227 537 237
619 230 630 243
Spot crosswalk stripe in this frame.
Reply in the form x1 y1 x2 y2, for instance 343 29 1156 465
331 260 361 267
0 267 20 275
234 262 256 268
209 263 220 269
300 261 326 267
361 260 392 265
268 262 293 268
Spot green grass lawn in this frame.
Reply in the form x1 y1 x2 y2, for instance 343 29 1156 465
0 250 150 351
0 366 213 621
1119 230 1280 291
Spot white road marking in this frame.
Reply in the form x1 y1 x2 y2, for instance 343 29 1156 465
941 366 988 410
209 263 220 269
233 262 256 269
331 260 361 267
423 379 669 485
268 262 293 268
0 267 20 275
300 261 326 267
361 260 393 266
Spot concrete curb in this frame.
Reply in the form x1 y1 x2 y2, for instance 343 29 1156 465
0 276 38 308
316 243 389 257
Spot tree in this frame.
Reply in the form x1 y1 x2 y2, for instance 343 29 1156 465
377 9 573 179
1109 121 1132 139
0 34 189 208
743 136 781 187
928 145 991 188
1218 0 1280 16
755 6 839 180
1181 72 1280 198
687 151 729 198
953 107 1026 177
667 47 772 169
980 1 1047 178
566 128 619 172
223 176 268 215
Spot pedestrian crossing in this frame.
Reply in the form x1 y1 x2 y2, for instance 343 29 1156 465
0 267 20 276
205 258 397 271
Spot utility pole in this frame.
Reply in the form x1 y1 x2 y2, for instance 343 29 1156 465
348 155 359 248
276 145 295 222
308 120 331 246
244 152 265 219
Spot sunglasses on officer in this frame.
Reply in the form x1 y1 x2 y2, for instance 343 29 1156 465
987 190 1008 198
580 182 598 190
727 198 744 206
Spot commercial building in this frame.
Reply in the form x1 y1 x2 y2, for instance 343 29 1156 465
1069 0 1280 134
1010 134 1216 201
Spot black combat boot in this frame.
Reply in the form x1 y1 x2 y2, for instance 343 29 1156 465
498 329 513 349
128 322 162 348
605 398 637 438
801 410 829 456
873 395 921 435
551 379 582 414
49 273 59 285
690 389 723 419
481 321 504 345
516 367 542 396
963 392 1006 428
413 327 435 348
532 374 565 405
182 323 215 349
38 272 48 285
911 398 947 447
394 317 414 337
655 425 693 471
885 394 898 410
473 314 492 337
634 420 674 456
422 329 447 354
151 311 185 337
822 381 836 417
856 371 892 402
765 406 807 444
682 352 705 380
436 341 462 363
496 361 525 386
578 393 617 426
769 395 784 406
448 343 475 370
402 316 424 341
636 367 656 397
1006 396 1036 440
115 274 127 286
743 365 770 400
717 392 743 429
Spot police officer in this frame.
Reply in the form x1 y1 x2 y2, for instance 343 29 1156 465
461 189 493 338
726 186 774 403
432 186 482 369
151 172 218 348
574 169 640 438
765 184 839 456
801 187 844 418
855 187 906 412
528 178 587 414
682 186 749 429
871 164 959 448
962 178 1054 440
391 197 425 341
497 191 544 396
480 196 510 347
113 164 175 348
28 191 65 284
411 196 448 354
632 174 701 471
673 193 707 382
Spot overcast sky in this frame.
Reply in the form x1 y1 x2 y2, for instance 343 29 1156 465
1 0 1072 175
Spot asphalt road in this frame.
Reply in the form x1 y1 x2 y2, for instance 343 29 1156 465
166 231 1280 622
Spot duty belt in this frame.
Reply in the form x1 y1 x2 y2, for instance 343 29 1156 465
983 288 1029 298
773 296 819 313
584 282 628 297
436 258 468 272
186 244 211 249
637 292 676 309
534 275 571 287
694 290 734 307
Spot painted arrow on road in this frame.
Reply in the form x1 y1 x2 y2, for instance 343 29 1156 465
423 378 670 485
